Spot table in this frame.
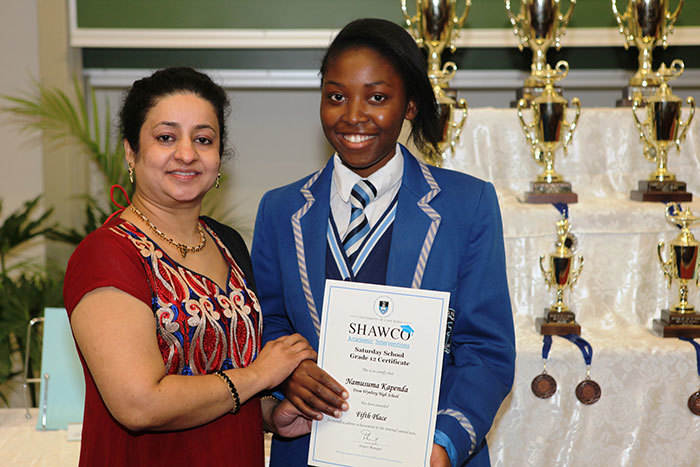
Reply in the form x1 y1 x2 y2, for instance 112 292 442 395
443 108 700 466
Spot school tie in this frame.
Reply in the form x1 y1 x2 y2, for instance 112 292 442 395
343 179 377 258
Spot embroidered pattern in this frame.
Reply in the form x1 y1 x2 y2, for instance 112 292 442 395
110 221 262 375
438 408 477 456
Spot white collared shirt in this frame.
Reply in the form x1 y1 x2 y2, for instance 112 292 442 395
330 144 404 238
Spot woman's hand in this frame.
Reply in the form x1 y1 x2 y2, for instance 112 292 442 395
430 444 450 467
270 399 312 438
248 334 317 391
282 360 349 420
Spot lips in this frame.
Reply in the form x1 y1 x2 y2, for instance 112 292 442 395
341 134 376 143
167 170 199 178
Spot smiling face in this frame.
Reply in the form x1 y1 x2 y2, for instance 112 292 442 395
320 47 417 178
125 92 220 208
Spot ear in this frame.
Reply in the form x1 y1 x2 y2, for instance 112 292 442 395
124 139 136 166
405 100 418 121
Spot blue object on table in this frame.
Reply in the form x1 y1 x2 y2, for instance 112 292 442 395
35 307 85 430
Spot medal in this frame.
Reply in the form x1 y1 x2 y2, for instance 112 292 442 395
688 390 700 416
532 335 557 399
562 334 602 405
531 373 557 399
679 338 700 416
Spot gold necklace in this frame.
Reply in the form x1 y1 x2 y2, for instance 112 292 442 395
129 204 206 258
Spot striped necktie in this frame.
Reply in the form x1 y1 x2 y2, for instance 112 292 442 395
343 179 377 258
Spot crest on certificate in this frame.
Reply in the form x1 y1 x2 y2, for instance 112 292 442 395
373 295 394 318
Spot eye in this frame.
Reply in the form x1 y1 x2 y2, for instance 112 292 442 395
156 134 174 143
328 92 345 103
369 94 387 104
194 136 213 145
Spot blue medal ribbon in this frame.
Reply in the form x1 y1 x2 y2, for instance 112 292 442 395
561 333 593 366
553 202 569 220
541 335 553 360
679 337 700 377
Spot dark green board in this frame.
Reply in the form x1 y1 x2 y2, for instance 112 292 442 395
77 0 699 30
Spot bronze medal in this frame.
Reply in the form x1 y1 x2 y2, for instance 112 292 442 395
531 373 557 399
575 379 601 405
688 390 700 416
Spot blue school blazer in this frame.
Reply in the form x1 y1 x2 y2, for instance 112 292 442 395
251 145 515 466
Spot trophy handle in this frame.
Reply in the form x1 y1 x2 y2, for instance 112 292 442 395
454 0 472 29
611 0 633 49
657 241 674 287
400 0 422 45
631 98 656 161
505 0 527 51
539 254 552 289
675 96 695 152
562 97 581 155
517 98 535 144
558 0 577 34
665 0 685 39
569 255 584 290
447 98 469 155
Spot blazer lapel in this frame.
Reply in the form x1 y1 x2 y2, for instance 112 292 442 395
386 146 442 289
291 158 334 339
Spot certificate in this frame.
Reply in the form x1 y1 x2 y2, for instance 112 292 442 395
308 280 449 467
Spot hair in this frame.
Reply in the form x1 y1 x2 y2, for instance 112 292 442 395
119 67 230 158
320 18 440 155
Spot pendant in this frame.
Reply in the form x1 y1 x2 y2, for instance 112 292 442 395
531 373 557 399
177 245 188 258
575 378 601 405
688 390 700 416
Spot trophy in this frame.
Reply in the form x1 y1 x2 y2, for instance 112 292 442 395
654 204 700 337
536 217 584 335
505 0 577 103
517 61 581 204
612 0 684 105
630 60 695 202
401 0 471 166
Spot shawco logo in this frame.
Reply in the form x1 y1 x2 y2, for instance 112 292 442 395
373 296 394 317
348 322 414 341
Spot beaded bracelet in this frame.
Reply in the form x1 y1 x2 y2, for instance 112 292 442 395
214 369 241 415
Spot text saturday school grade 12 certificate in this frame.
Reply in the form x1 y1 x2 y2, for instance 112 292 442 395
308 280 450 467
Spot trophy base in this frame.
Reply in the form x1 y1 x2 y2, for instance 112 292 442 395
536 308 580 336
510 85 563 107
630 180 692 202
524 182 578 204
616 85 659 107
661 309 700 325
652 320 700 338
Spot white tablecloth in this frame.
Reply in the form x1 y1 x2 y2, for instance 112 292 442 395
443 108 700 466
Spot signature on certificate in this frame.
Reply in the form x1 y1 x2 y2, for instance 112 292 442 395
360 429 379 445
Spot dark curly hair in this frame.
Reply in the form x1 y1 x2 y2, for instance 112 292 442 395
119 67 230 158
320 18 440 155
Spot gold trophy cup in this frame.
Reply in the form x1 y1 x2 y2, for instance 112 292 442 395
505 0 577 103
402 0 471 166
654 204 700 337
630 60 695 202
537 217 584 335
517 61 581 204
612 0 684 105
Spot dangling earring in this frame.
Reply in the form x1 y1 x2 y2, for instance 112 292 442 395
128 164 134 184
215 172 221 189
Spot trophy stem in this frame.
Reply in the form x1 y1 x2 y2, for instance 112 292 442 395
632 45 659 87
536 151 563 183
551 287 569 313
674 282 695 313
649 147 676 182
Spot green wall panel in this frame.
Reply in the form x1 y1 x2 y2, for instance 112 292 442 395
82 45 700 71
77 0 699 30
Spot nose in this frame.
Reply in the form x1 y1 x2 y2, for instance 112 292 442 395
343 97 369 124
175 139 198 163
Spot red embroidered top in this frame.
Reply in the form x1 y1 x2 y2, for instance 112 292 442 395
64 216 264 466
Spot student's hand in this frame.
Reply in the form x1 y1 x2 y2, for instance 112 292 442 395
248 334 317 391
282 360 349 420
271 399 313 438
430 444 450 467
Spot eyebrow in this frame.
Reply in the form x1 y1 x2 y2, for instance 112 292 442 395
153 121 217 132
324 80 391 88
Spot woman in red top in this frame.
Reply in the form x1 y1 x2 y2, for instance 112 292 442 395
63 67 314 466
